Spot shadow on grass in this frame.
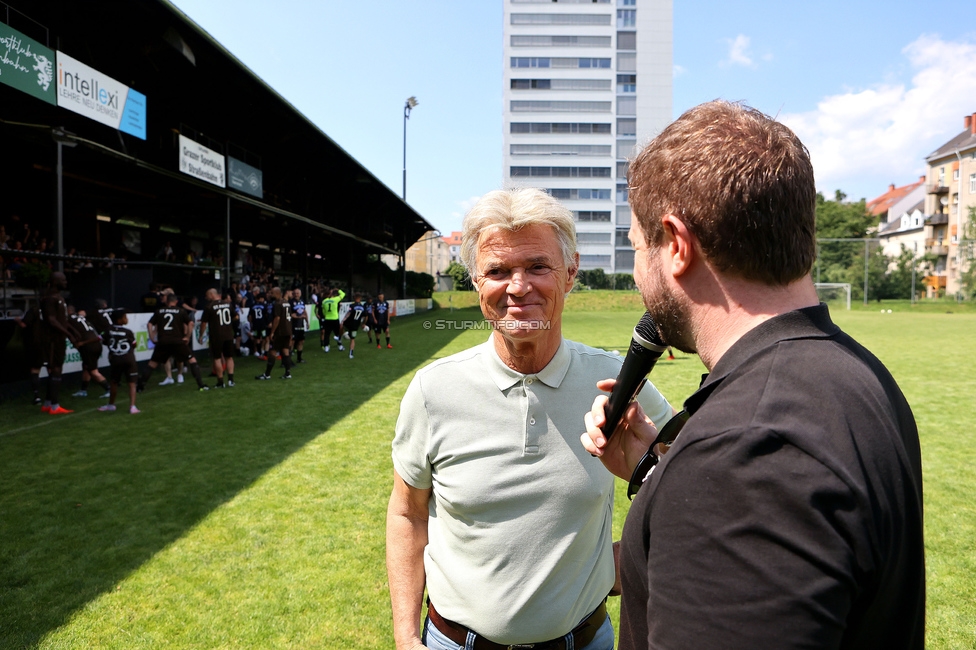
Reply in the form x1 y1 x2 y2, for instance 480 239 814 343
0 308 481 648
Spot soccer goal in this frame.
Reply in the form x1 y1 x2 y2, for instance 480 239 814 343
815 283 851 310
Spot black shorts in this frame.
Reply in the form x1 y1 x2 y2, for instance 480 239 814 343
375 318 389 331
322 320 341 337
293 329 305 342
252 324 268 339
272 335 291 352
151 341 194 364
25 343 45 369
41 339 67 368
79 341 103 371
210 338 235 359
110 359 139 384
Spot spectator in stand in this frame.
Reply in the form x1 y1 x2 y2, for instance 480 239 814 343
140 283 162 313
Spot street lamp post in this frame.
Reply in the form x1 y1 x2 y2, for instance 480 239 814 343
402 96 418 200
52 127 77 273
401 96 418 299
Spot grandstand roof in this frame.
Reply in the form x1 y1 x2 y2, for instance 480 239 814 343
1 0 431 266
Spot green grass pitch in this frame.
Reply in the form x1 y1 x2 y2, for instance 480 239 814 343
1 294 973 648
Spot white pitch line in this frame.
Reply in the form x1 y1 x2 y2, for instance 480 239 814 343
0 407 101 438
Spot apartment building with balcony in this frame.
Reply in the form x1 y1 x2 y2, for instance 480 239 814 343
502 0 673 274
924 111 976 296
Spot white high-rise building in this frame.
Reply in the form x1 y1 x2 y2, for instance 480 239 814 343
502 0 673 273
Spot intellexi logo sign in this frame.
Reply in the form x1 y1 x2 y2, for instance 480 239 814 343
179 134 226 188
0 22 56 105
228 157 263 198
56 51 147 140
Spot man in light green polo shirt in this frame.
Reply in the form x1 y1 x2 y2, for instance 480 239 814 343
387 188 673 650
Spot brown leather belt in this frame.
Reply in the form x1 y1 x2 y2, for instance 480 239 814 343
426 598 607 650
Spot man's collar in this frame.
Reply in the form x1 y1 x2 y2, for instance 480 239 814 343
686 303 839 414
483 337 571 391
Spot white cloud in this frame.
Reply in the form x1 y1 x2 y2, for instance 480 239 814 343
457 195 482 214
673 64 687 78
445 195 484 233
721 34 754 68
781 35 976 198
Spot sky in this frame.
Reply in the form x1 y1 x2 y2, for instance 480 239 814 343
169 0 976 236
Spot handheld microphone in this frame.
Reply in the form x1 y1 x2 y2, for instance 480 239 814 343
601 311 668 440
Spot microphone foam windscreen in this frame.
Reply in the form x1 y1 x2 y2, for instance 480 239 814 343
633 311 667 349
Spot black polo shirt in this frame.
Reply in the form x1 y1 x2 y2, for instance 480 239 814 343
619 304 924 650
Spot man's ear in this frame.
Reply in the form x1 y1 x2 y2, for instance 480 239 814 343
566 252 580 291
661 214 695 278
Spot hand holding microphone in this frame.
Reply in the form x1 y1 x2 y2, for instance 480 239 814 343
602 311 668 439
582 312 668 479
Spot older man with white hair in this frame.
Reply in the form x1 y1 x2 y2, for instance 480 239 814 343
386 188 673 650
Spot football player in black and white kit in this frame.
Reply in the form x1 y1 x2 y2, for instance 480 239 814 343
68 306 111 398
38 272 78 414
89 298 115 343
139 293 209 392
372 292 393 349
290 287 309 363
341 293 367 359
249 292 270 359
256 286 294 379
198 288 237 388
100 309 141 414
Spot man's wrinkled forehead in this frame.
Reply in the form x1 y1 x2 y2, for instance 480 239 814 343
476 225 560 262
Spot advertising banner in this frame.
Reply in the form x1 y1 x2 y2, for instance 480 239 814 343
228 157 263 198
0 22 55 105
56 51 146 139
178 134 226 188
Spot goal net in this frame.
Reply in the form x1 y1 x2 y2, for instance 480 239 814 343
815 283 851 310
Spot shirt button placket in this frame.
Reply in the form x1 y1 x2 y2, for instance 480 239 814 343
524 376 541 454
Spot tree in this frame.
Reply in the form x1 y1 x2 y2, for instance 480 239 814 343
445 261 472 291
958 206 976 300
14 261 50 292
814 190 875 287
405 271 435 298
578 268 609 289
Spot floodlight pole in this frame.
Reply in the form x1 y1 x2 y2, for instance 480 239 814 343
401 96 418 299
52 128 77 273
402 96 418 201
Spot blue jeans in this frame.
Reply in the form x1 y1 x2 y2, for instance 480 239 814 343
422 613 614 650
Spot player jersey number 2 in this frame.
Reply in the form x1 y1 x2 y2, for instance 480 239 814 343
163 313 175 331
